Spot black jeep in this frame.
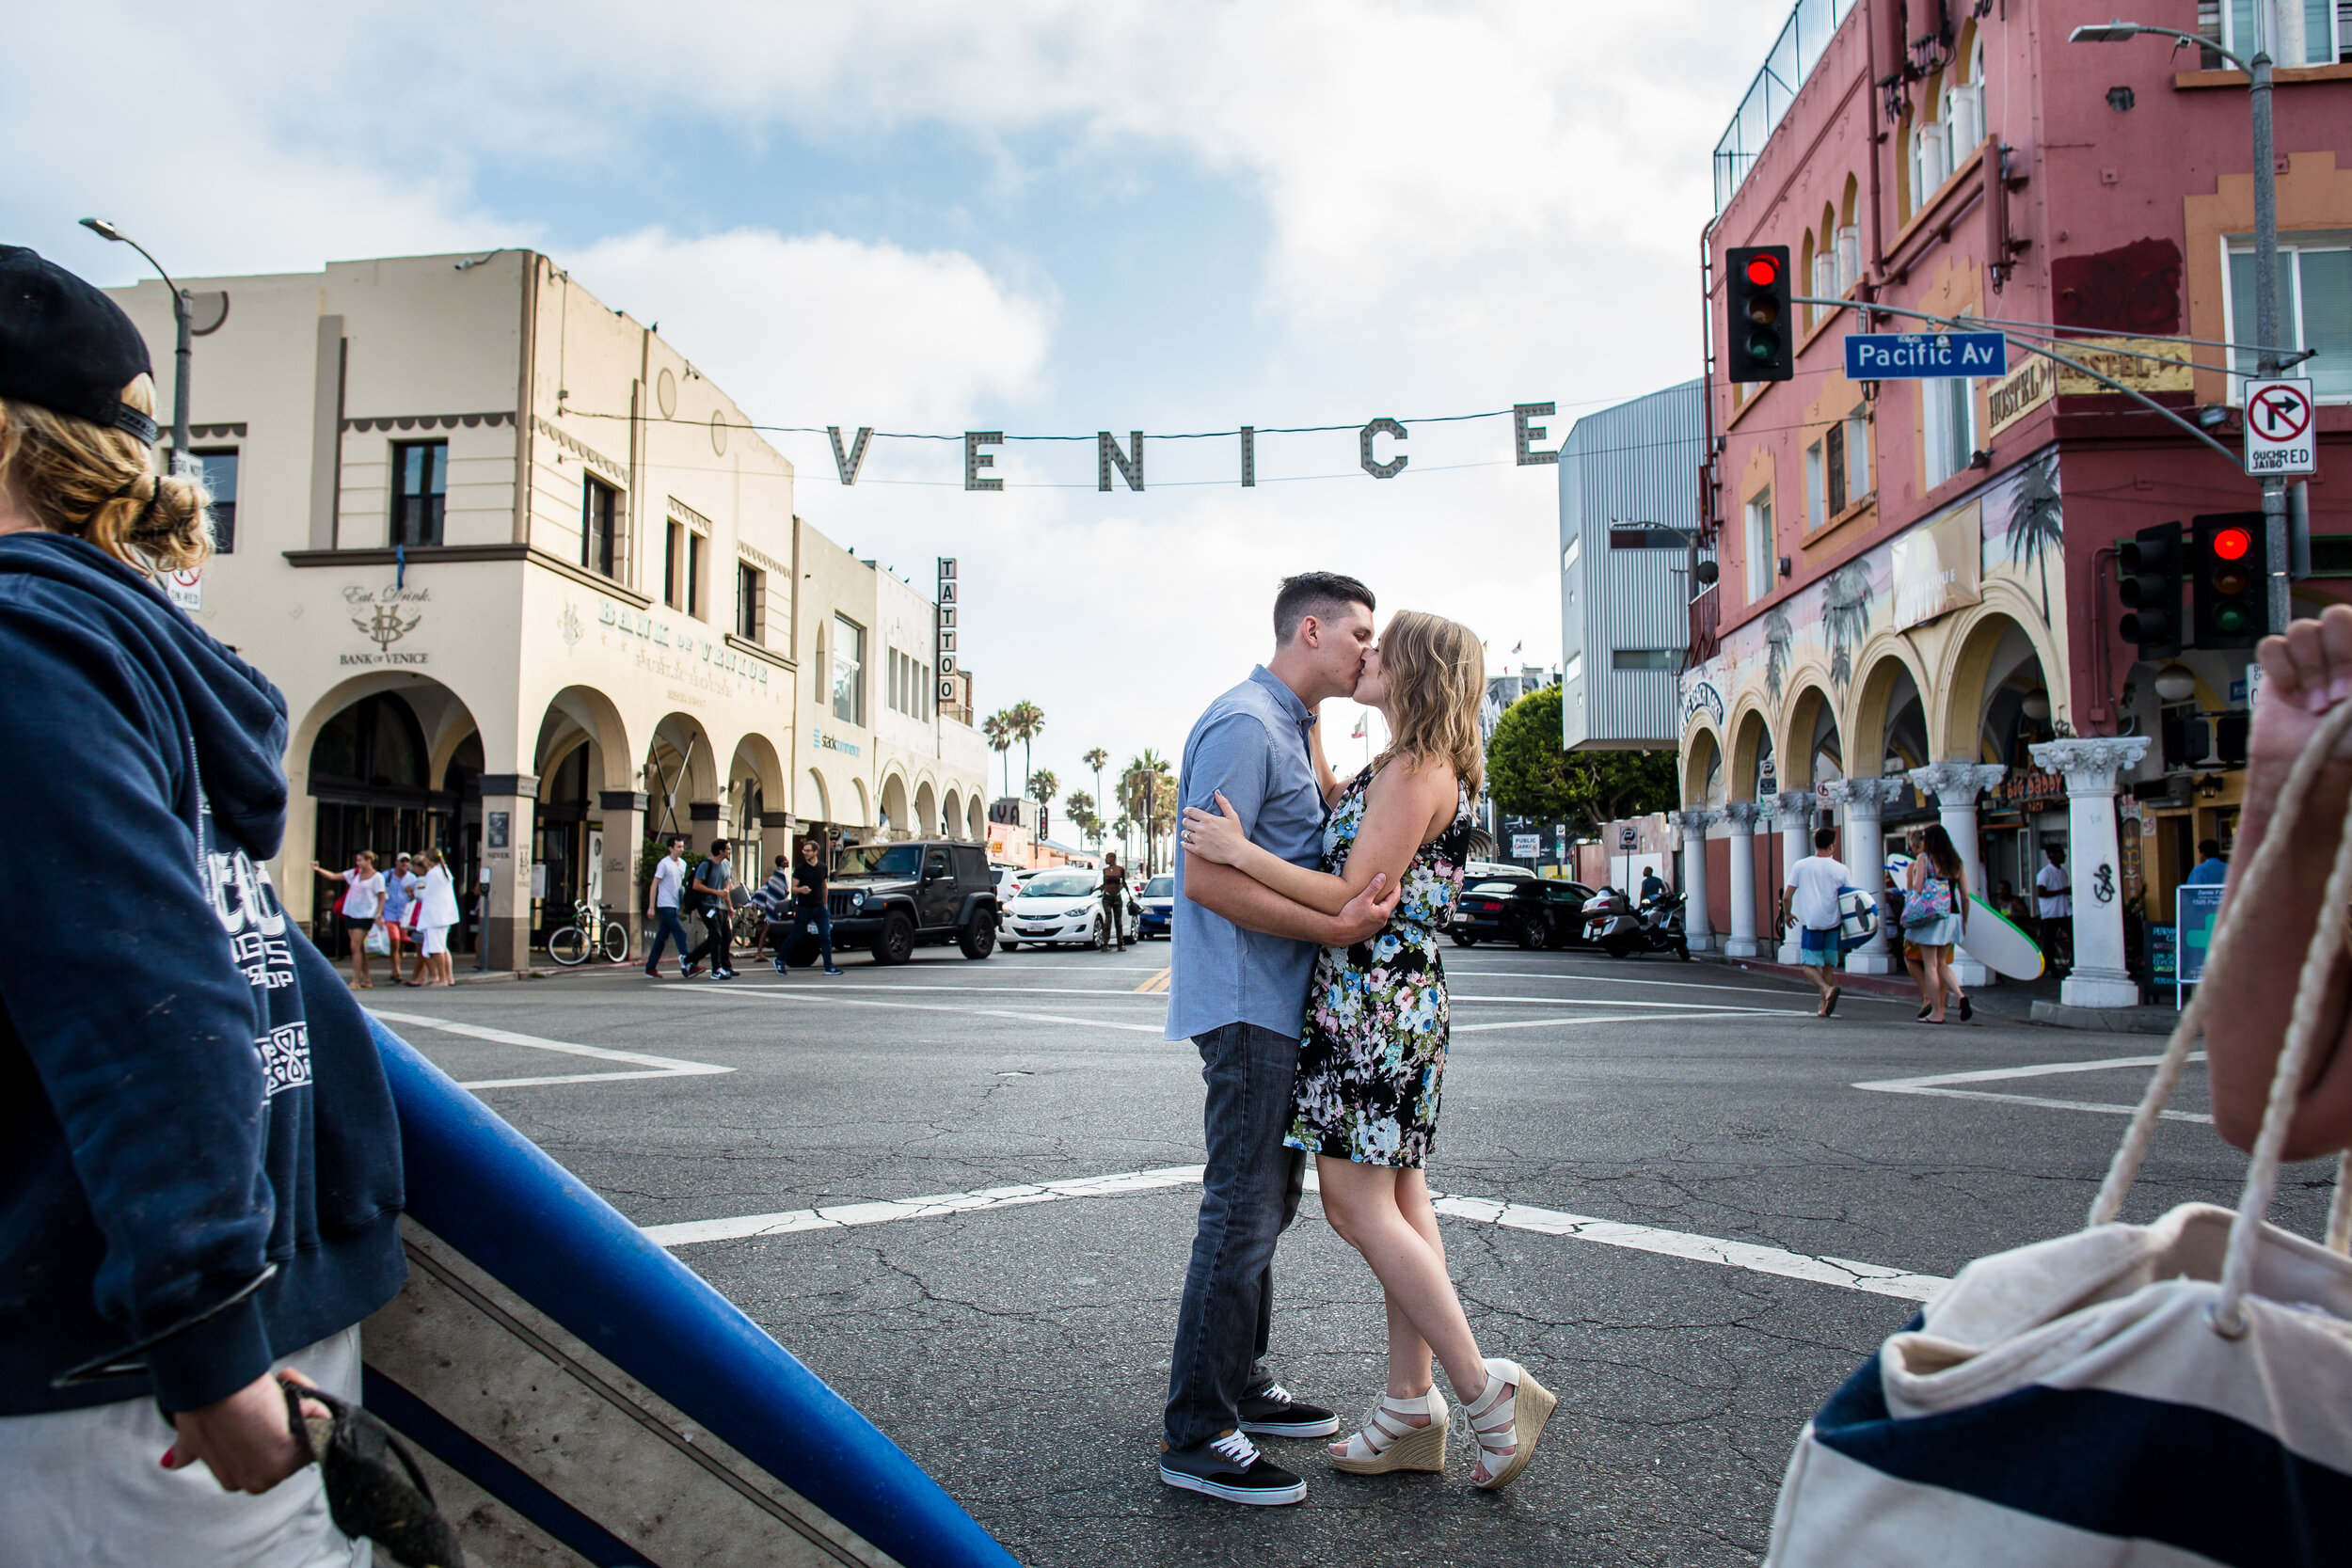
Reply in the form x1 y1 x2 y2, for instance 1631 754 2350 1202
815 840 999 965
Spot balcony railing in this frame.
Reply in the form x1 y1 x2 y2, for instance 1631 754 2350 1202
1711 0 1860 214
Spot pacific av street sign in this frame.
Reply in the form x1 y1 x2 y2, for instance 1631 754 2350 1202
1844 331 2009 380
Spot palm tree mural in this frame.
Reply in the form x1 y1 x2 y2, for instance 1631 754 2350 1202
1764 606 1793 706
2007 453 2063 625
1823 562 1872 693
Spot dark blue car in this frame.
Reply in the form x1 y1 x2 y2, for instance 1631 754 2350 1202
1138 874 1174 938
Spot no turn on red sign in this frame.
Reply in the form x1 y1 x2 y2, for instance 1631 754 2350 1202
2244 378 2317 476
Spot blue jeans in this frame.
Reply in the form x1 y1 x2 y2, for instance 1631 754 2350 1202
644 907 692 970
1164 1022 1305 1451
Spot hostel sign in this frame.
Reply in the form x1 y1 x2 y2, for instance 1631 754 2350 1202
1844 332 2009 380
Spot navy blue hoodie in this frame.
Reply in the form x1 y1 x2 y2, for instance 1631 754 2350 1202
0 533 405 1416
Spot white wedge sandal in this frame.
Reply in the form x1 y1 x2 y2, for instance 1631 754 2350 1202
1463 1358 1555 1491
1327 1388 1450 1475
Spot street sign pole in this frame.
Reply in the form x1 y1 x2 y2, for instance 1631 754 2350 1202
2249 37 2289 632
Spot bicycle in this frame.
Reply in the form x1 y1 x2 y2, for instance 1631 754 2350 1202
547 897 630 967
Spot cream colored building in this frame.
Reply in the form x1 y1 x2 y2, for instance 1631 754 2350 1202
109 250 984 967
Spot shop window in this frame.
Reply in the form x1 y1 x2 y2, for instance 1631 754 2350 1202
581 475 617 578
2226 232 2351 402
1922 377 1977 488
1744 490 1774 604
1842 404 1871 501
687 531 704 618
391 440 447 547
2222 0 2342 64
736 562 764 642
190 447 237 554
832 614 865 725
664 521 685 610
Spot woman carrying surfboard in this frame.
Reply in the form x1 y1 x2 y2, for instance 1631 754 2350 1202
1901 824 1972 1025
0 249 417 1564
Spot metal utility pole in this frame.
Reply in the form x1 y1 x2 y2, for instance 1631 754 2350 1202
2070 17 2286 627
80 218 190 465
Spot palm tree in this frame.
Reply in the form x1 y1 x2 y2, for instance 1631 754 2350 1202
982 710 1014 800
1026 768 1058 837
1006 701 1045 796
1064 789 1100 848
2007 452 2063 625
1124 749 1175 874
1109 814 1135 862
1083 747 1108 832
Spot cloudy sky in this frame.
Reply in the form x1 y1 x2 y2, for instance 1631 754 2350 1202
8 0 1785 822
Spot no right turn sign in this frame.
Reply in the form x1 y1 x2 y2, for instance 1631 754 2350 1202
2245 378 2317 476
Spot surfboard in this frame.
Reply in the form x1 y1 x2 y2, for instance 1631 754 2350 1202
365 1016 1017 1568
1959 895 2045 981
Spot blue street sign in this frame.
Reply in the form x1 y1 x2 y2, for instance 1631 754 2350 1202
1844 331 2009 380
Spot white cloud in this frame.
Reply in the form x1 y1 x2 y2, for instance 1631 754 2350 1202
567 228 1053 430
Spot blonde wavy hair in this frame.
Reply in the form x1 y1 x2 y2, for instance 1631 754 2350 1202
0 374 213 575
1373 610 1486 796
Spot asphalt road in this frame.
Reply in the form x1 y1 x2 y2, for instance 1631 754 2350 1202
367 936 2333 1566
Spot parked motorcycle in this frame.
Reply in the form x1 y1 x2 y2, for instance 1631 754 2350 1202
1581 887 1691 961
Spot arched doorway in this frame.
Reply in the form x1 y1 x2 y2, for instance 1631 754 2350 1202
1947 610 2060 914
915 780 938 839
879 772 910 839
307 690 484 949
942 786 963 841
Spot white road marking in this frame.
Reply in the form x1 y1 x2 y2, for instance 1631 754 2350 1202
1447 967 1907 1003
1427 1195 1946 1301
680 986 1166 1034
1853 1053 2212 1124
372 1009 734 1089
643 1165 1207 1246
1454 1008 1806 1033
1449 995 1798 1012
646 1164 1946 1301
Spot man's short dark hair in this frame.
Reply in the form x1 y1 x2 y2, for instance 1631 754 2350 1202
709 838 730 855
2045 844 2064 861
667 836 685 848
1273 572 1375 643
2199 838 2222 859
1814 826 1836 850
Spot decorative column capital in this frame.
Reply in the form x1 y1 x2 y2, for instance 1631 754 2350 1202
1821 777 1907 814
1906 760 2009 806
1723 800 1763 832
2028 736 2152 797
1767 789 1817 825
1668 807 1723 833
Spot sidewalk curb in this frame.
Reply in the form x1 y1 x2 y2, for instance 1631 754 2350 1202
2028 1001 2179 1036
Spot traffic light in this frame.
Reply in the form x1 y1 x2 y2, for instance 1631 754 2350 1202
1724 245 1792 383
2193 513 2265 649
2117 522 2183 657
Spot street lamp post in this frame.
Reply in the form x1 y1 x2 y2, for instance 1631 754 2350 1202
2070 18 2286 626
79 218 191 467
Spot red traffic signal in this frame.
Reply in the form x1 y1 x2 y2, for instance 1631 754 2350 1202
2193 513 2265 649
1724 245 1793 384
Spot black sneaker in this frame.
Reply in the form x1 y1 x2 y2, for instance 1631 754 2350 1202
1159 1432 1306 1506
1236 1383 1339 1438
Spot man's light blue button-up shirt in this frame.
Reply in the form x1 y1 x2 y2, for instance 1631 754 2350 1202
1166 666 1327 1042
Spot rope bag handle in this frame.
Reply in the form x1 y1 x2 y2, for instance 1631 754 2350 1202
2087 695 2352 1336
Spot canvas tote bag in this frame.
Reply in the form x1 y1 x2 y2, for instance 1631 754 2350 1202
1766 705 2352 1567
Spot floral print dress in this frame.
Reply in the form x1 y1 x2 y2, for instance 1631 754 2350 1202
1285 765 1476 1169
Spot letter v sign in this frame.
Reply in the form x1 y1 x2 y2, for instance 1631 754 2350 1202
827 426 873 485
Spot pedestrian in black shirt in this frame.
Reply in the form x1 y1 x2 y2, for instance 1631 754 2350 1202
795 837 842 974
1102 850 1129 952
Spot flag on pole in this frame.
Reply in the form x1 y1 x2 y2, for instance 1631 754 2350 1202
1350 714 1367 739
1512 641 1523 654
